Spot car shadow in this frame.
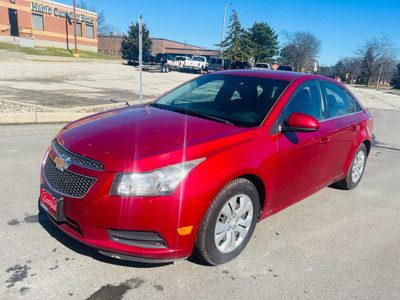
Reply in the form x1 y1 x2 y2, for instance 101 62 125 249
38 209 171 269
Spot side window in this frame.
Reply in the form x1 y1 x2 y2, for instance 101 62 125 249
285 81 323 121
355 101 362 112
321 82 348 118
346 92 362 113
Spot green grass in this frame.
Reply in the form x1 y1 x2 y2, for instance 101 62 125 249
349 84 400 94
0 42 116 59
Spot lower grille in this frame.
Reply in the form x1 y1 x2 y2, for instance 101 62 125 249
107 229 168 249
43 155 97 198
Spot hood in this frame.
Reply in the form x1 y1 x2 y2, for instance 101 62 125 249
57 105 254 172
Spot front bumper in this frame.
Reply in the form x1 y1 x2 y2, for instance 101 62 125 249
40 145 208 262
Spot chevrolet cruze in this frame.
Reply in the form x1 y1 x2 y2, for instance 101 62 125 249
39 70 373 265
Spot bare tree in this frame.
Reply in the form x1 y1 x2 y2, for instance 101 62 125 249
357 35 397 86
76 0 115 35
333 57 363 83
279 31 321 72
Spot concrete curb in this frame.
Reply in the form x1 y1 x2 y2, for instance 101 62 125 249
25 54 125 64
0 112 93 124
0 99 155 125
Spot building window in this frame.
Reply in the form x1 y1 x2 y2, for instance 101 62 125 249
32 13 44 31
112 50 115 56
98 49 102 54
118 50 122 57
74 22 82 37
104 50 109 55
86 24 94 38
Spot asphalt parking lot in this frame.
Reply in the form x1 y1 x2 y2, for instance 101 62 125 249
0 61 399 299
0 61 197 112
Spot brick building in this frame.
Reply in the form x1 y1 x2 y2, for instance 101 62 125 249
98 36 219 59
0 0 97 52
98 33 122 58
151 38 219 57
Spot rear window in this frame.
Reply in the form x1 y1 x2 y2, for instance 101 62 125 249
155 74 290 127
175 57 186 61
192 57 204 62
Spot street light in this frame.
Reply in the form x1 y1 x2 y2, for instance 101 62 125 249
72 0 79 57
220 2 231 57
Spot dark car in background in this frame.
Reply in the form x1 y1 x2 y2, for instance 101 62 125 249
125 52 155 66
277 65 295 71
231 61 252 70
208 57 231 72
155 53 174 65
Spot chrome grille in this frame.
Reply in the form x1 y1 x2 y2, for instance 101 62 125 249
43 156 97 198
53 140 103 170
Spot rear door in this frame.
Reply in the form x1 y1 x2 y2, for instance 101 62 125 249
318 81 360 183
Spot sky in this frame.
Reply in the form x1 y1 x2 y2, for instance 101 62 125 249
56 0 400 66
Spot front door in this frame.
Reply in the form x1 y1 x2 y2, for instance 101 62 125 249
8 9 19 37
269 80 328 208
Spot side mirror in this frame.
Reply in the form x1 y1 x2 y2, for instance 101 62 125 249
281 112 320 133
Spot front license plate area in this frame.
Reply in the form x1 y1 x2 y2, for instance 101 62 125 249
40 186 66 222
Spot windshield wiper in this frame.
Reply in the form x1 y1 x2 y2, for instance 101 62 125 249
149 102 167 109
171 107 235 126
150 103 234 126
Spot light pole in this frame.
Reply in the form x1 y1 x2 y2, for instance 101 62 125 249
73 0 79 57
220 2 231 57
139 15 143 103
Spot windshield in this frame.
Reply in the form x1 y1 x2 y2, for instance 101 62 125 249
154 74 290 127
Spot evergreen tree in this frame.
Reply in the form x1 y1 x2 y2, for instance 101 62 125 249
390 63 400 89
248 22 279 63
359 46 376 86
221 10 251 63
121 22 152 59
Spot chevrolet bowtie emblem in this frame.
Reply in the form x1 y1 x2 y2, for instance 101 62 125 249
54 155 71 172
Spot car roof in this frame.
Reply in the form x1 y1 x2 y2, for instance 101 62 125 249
213 69 333 83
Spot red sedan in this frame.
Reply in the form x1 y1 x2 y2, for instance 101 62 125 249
40 70 373 265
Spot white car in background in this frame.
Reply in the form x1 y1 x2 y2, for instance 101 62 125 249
172 56 191 71
251 63 272 70
184 56 208 74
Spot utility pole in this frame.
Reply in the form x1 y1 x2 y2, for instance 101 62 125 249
377 41 388 87
139 15 143 103
73 0 79 57
220 3 231 57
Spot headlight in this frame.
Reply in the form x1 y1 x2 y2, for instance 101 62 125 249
109 158 206 196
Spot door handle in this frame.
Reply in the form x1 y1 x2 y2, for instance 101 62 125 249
320 137 330 145
350 125 358 132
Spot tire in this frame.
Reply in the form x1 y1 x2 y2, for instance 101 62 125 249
195 178 260 265
336 143 367 190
